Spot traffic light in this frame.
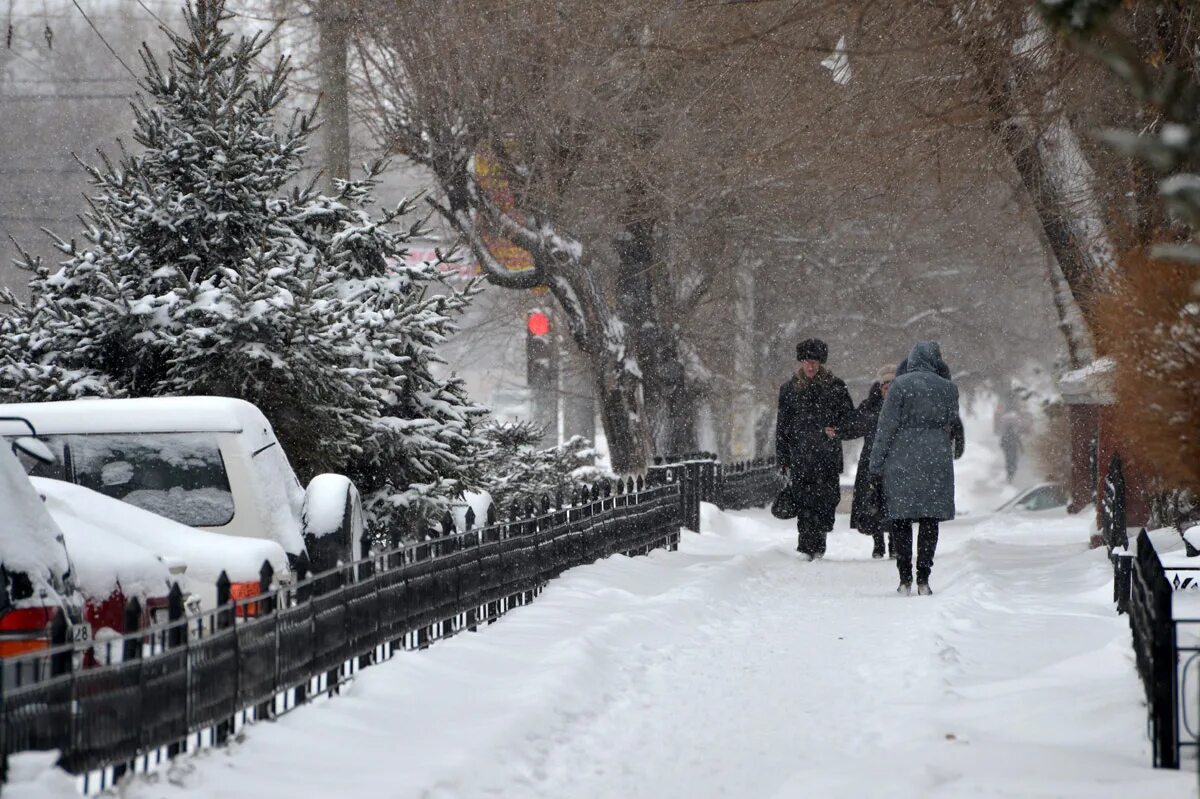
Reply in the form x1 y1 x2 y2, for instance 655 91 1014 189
526 310 558 444
526 311 556 389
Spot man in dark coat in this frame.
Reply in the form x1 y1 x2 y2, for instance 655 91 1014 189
870 341 963 595
775 338 854 559
846 365 897 559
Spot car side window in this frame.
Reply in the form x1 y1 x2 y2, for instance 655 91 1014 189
1017 486 1067 512
15 437 67 480
62 433 236 527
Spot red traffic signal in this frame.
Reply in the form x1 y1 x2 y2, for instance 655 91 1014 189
527 311 550 337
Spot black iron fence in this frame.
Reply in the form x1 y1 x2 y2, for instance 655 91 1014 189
1128 529 1200 772
0 456 781 791
650 453 784 532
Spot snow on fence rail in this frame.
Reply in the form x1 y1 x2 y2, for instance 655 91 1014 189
0 456 781 792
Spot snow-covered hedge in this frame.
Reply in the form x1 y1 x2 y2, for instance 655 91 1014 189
476 421 609 512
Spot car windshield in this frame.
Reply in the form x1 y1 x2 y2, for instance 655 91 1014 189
38 433 235 527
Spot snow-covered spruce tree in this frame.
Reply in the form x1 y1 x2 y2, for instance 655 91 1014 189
0 0 484 535
289 173 487 535
477 420 608 511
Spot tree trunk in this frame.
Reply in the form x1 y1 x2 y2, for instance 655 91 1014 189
586 350 652 474
614 190 699 456
963 15 1106 368
317 2 352 189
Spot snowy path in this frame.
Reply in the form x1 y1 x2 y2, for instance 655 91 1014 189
16 506 1194 799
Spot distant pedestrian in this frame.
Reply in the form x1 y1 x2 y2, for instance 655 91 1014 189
775 338 854 560
995 405 1024 483
870 341 963 595
846 364 897 559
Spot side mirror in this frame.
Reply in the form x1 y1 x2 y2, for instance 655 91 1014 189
302 474 365 570
12 437 55 465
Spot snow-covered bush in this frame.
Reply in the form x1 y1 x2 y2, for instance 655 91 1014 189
0 0 484 535
476 421 608 512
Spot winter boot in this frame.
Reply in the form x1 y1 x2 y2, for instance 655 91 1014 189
897 582 912 596
917 582 933 596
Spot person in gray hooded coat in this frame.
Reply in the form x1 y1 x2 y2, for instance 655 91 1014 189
869 341 963 595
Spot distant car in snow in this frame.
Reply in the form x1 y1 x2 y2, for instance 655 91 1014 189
0 396 363 574
996 483 1069 514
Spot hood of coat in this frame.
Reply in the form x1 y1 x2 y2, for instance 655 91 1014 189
902 341 947 378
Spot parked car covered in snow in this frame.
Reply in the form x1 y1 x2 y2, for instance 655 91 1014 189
0 424 179 650
0 439 86 658
996 483 1069 514
0 397 364 573
33 477 288 613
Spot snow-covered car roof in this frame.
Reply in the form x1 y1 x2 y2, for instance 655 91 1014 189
33 478 289 588
0 396 270 436
0 445 73 603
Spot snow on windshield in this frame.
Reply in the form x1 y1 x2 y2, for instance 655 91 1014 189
57 433 236 527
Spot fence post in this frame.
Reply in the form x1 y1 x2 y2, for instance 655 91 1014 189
329 564 349 696
1154 574 1179 768
166 584 186 759
46 610 71 782
49 609 71 677
112 597 143 783
1114 542 1134 615
257 561 276 721
214 572 233 747
686 460 701 533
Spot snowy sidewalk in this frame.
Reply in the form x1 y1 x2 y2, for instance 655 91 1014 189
17 506 1195 798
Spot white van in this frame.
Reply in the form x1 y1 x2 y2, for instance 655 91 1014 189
0 397 364 574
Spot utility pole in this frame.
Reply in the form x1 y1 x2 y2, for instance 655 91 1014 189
315 0 351 189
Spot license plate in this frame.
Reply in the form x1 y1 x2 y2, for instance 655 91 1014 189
71 623 92 646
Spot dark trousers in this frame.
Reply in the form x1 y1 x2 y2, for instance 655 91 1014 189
797 525 827 557
871 530 894 558
893 519 939 584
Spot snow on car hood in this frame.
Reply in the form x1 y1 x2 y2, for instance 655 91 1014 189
0 446 73 602
41 492 173 603
32 478 289 589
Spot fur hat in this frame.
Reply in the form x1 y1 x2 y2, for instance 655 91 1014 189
877 365 896 384
796 338 828 363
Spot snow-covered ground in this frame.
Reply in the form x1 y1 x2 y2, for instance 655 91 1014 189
14 498 1193 798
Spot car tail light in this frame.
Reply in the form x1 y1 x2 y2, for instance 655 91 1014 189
229 581 263 618
0 607 54 658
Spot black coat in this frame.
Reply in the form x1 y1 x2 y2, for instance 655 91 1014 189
775 370 853 533
846 383 887 535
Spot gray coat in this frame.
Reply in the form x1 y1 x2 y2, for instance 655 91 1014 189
868 342 961 522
